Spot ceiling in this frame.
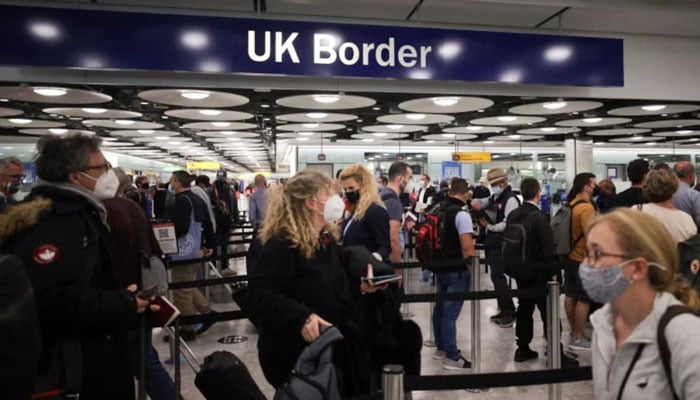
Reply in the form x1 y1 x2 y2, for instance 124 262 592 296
1 83 700 172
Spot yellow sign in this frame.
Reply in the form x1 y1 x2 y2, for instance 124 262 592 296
186 161 221 170
452 152 491 163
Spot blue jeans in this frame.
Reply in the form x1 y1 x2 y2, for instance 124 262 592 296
432 270 470 360
128 326 176 400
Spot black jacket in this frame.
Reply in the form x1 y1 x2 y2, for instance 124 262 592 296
439 197 470 271
0 185 141 399
341 203 391 261
167 190 216 249
413 185 436 213
613 187 647 208
505 202 559 283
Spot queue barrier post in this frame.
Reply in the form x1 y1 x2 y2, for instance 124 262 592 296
382 364 406 400
469 256 481 376
423 274 437 347
547 281 562 400
173 318 181 399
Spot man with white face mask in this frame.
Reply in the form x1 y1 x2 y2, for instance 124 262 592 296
0 157 24 213
0 134 156 399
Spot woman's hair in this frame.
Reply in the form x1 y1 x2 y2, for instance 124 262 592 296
643 168 679 203
589 208 700 310
339 163 385 220
598 178 616 195
259 169 338 259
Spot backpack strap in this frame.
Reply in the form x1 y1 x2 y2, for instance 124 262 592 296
657 304 700 400
617 344 646 400
569 200 588 249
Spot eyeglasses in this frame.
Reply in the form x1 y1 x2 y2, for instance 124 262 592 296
84 163 112 173
1 173 25 180
583 249 633 265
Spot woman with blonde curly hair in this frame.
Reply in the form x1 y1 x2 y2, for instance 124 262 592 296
339 163 391 261
584 208 700 399
243 169 384 396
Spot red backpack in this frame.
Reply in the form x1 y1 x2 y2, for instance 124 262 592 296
416 203 447 262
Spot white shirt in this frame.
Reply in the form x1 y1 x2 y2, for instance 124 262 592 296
415 185 433 213
634 203 697 244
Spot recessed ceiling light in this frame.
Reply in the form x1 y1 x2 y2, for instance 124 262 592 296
298 132 315 136
199 109 222 116
498 116 518 122
541 127 557 132
297 137 310 141
137 129 155 134
303 123 320 128
220 131 236 135
432 97 459 107
115 120 135 125
441 133 456 138
307 112 328 119
406 113 426 120
642 105 666 111
212 122 231 127
467 126 482 131
424 140 435 144
645 142 656 146
477 109 485 113
81 107 107 114
180 90 210 100
226 137 239 141
484 140 495 144
362 138 375 142
387 124 404 130
631 136 644 140
509 134 522 139
677 130 692 134
372 133 388 137
583 117 602 123
33 87 67 97
372 106 381 111
313 94 340 104
543 101 567 110
49 128 67 134
140 101 148 105
9 118 32 124
155 136 169 140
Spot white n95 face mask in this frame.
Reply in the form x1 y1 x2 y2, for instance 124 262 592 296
323 195 345 224
81 168 119 199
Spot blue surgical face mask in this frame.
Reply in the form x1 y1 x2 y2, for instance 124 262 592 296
491 185 503 197
579 259 666 304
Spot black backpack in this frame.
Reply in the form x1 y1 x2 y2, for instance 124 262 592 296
501 207 538 280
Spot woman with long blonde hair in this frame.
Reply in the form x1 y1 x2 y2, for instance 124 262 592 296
339 163 391 261
584 208 700 399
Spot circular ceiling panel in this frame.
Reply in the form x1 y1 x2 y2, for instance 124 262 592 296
43 107 142 119
487 134 544 141
83 120 164 130
19 128 95 136
509 101 603 115
587 128 650 136
279 136 334 144
206 138 264 144
0 118 65 128
277 112 357 123
137 89 249 108
608 104 700 116
634 119 700 129
470 116 546 126
399 96 494 113
517 127 580 135
0 86 112 104
443 126 507 134
194 131 261 138
110 130 180 138
555 117 631 127
277 132 338 139
275 94 376 110
164 109 254 121
181 122 257 131
362 125 426 133
276 123 345 132
0 107 23 117
651 130 700 138
101 141 136 147
608 136 663 143
422 133 478 141
351 133 409 140
377 113 454 125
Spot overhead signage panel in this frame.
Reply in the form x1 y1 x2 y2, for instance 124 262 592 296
186 161 221 170
0 5 623 86
452 152 492 163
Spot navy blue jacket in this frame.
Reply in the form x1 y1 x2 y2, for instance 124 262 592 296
341 203 391 261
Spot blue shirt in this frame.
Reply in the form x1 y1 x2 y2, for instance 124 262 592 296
380 187 405 251
455 211 474 235
249 187 268 226
672 181 700 228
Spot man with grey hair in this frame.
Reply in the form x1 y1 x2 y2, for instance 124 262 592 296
0 157 23 213
672 161 700 228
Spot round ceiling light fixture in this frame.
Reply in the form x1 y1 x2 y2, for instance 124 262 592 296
497 116 518 122
387 124 404 130
33 87 67 97
432 97 459 107
641 105 666 112
82 108 107 114
115 120 135 125
542 101 568 110
302 123 320 128
583 117 603 123
540 127 557 132
298 131 315 136
49 128 67 134
212 122 231 127
467 126 482 131
137 129 155 134
198 109 222 116
307 112 328 119
180 90 210 100
313 94 340 104
9 118 32 124
406 113 426 120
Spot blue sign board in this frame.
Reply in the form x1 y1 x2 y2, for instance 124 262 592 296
442 162 462 181
0 5 623 86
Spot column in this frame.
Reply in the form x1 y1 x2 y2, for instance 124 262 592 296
564 138 593 188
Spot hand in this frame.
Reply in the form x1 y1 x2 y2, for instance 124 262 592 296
300 313 332 342
478 218 489 228
471 200 482 211
201 248 213 257
360 279 389 294
126 284 160 314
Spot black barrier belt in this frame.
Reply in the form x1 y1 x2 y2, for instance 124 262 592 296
179 310 248 325
168 250 248 267
393 259 470 270
400 286 548 303
168 274 249 290
404 366 592 391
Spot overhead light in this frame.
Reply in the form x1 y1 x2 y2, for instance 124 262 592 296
362 138 375 142
115 120 135 125
372 106 381 111
49 128 67 134
137 129 155 134
260 103 271 109
313 94 340 104
307 112 328 119
544 45 572 63
297 137 310 141
212 122 231 127
540 127 557 132
198 109 222 116
302 123 320 128
594 142 604 146
645 142 656 146
467 126 482 131
484 140 495 144
140 101 148 105
220 131 236 135
155 136 169 140
441 133 456 138
9 118 32 124
169 141 181 145
0 99 8 102
226 137 239 141
477 109 485 113
642 105 666 112
387 124 404 130
82 108 107 114
372 133 388 137
497 116 518 122
424 140 435 144
432 97 459 107
543 101 567 110
33 87 67 97
631 136 644 140
406 113 426 120
677 130 692 134
583 117 602 123
509 134 522 139
180 90 210 100
298 132 315 136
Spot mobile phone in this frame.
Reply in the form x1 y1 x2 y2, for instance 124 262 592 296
137 284 158 300
362 274 402 286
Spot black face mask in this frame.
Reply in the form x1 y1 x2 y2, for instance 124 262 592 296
345 191 360 204
141 183 149 190
592 186 601 197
